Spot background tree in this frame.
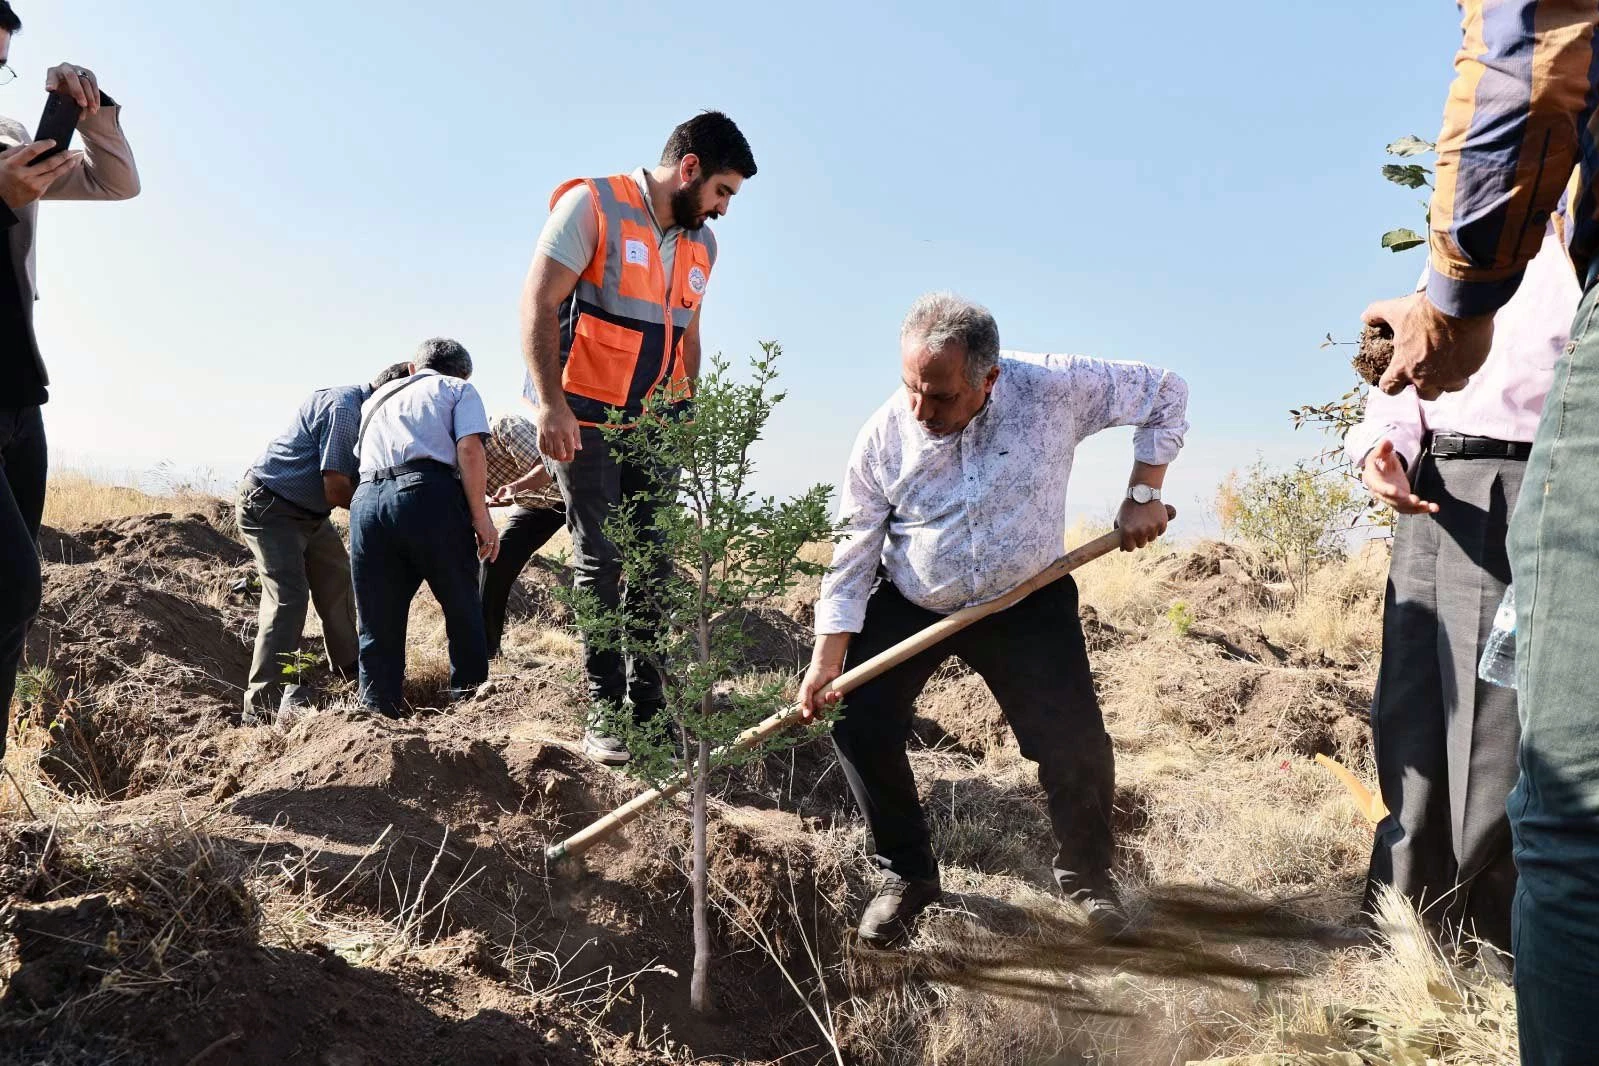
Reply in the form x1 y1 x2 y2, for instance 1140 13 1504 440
565 344 836 1015
1216 461 1363 603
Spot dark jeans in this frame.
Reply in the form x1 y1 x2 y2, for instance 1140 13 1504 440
545 425 674 720
1507 278 1599 1064
0 405 46 759
478 504 566 658
831 577 1116 897
1364 451 1523 950
349 465 487 716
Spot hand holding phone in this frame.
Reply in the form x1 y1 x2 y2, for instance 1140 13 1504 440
0 140 82 210
32 90 81 164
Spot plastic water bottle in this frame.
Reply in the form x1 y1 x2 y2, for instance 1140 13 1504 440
1479 586 1518 689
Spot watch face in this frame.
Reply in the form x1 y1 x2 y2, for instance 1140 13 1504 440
1130 485 1153 504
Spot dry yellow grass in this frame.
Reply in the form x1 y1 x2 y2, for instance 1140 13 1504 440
42 471 170 528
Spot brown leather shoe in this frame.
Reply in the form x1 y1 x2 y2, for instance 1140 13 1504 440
857 877 942 946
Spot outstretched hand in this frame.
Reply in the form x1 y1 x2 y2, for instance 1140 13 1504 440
1362 439 1437 515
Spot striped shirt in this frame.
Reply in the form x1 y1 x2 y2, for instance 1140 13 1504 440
246 384 369 515
1424 0 1598 317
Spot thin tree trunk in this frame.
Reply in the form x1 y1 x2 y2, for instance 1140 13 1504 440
690 731 713 1014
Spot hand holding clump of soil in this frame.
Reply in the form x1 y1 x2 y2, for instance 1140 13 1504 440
1352 323 1394 386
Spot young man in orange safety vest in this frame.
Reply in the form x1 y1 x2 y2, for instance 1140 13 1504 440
519 111 756 765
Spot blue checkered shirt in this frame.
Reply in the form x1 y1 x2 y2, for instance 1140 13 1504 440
246 384 369 515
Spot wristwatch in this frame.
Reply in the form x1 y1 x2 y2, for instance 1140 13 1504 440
1126 484 1161 505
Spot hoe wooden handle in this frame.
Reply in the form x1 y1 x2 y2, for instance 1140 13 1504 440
544 506 1176 863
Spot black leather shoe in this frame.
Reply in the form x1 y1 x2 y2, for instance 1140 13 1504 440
857 877 942 946
1064 883 1131 937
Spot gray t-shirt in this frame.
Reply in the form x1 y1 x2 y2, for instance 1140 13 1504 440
358 369 490 475
527 169 718 405
539 168 678 280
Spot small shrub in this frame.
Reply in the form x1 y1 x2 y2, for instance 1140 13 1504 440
1165 601 1195 637
1217 462 1363 604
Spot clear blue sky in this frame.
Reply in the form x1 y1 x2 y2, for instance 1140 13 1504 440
24 1 1462 527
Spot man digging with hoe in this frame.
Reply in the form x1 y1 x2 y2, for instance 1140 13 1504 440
799 293 1189 945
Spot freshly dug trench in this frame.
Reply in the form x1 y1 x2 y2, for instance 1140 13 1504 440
1352 323 1394 386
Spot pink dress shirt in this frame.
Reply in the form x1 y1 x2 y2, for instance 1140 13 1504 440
1345 226 1580 472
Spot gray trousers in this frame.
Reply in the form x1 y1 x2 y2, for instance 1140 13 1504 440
237 483 359 714
1364 450 1524 950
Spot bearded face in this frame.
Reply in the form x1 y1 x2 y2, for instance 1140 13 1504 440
670 175 714 230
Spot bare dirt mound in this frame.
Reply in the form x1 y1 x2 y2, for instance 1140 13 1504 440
34 525 94 565
913 664 1009 757
76 510 249 571
503 556 574 629
1163 540 1276 619
0 821 670 1066
1234 669 1371 760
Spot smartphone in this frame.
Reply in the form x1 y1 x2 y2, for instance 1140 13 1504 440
32 90 81 163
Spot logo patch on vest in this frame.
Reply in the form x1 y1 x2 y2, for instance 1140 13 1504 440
625 239 651 267
688 265 708 296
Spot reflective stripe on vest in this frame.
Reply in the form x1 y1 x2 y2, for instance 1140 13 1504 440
550 174 713 426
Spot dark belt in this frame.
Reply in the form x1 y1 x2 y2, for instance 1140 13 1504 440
359 457 457 484
242 474 329 519
1429 432 1532 461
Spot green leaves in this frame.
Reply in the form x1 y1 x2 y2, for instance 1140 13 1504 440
1381 228 1425 252
1381 164 1431 189
1385 134 1434 157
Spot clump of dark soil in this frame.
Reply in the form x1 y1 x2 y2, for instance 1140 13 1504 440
714 605 810 674
34 525 94 565
1353 323 1394 386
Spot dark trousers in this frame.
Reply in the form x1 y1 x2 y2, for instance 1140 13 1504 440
236 483 360 714
545 425 674 719
0 405 46 759
831 577 1116 897
1364 451 1524 950
349 466 487 715
1507 279 1599 1065
478 504 566 658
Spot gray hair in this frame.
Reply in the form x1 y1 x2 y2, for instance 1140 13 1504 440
415 337 473 380
900 292 1000 386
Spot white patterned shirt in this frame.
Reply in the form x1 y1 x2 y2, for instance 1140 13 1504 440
815 352 1190 634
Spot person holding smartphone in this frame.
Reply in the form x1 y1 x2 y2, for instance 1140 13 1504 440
0 1 140 761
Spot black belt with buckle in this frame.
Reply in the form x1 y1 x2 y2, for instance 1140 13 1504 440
1429 432 1533 461
359 457 458 484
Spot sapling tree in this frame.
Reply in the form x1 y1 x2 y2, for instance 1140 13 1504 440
564 343 836 1014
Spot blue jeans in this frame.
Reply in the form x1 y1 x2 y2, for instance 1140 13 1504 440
349 464 487 715
1507 279 1599 1063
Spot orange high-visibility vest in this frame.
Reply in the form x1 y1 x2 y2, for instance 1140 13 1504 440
551 174 714 425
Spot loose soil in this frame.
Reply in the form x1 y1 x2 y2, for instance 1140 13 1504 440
2 513 1382 1064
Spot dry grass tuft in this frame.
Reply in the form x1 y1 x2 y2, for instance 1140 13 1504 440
42 468 223 529
1066 519 1176 627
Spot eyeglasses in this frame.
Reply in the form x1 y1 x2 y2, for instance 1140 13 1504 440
0 64 14 86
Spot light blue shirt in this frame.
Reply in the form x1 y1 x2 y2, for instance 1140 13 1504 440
357 369 490 475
